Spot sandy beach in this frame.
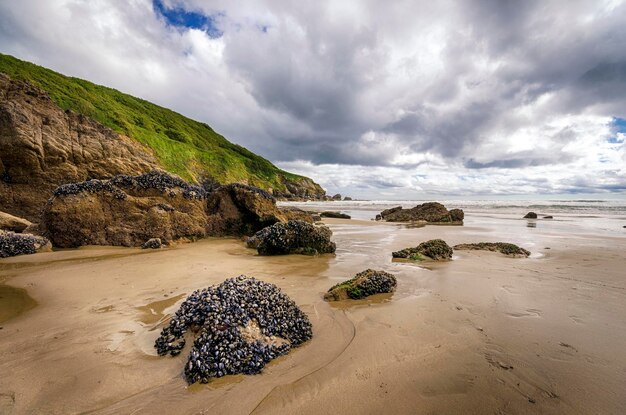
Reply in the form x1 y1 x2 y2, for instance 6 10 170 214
1 212 625 414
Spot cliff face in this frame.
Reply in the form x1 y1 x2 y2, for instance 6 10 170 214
0 73 158 221
276 176 326 200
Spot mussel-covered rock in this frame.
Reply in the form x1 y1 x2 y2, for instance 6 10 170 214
0 231 51 258
324 269 397 301
378 202 463 224
392 239 453 261
453 242 530 257
246 220 336 256
154 275 312 384
320 211 351 219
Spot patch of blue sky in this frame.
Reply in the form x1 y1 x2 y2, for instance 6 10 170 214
153 0 223 38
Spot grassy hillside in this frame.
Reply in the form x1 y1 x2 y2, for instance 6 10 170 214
0 53 307 190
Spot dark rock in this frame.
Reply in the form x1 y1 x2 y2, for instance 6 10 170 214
0 211 31 233
246 220 336 256
324 269 397 301
453 242 530 257
379 202 463 224
312 214 322 222
343 196 352 201
205 183 285 237
523 212 538 219
142 238 162 249
375 214 382 221
42 171 209 248
392 239 453 261
154 275 312 383
320 211 351 219
543 215 553 219
0 231 51 258
331 193 342 201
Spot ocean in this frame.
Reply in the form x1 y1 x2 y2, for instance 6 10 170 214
280 199 626 236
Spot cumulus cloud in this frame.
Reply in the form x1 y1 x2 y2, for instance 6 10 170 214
0 0 625 198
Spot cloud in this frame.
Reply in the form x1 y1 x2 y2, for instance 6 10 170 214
0 0 625 198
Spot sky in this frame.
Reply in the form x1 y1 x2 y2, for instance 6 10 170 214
1 0 625 199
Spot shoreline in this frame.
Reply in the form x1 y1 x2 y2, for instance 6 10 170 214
0 214 625 414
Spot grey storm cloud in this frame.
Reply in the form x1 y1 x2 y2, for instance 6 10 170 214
0 0 625 197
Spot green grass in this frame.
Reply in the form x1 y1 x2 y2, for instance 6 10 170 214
0 53 307 189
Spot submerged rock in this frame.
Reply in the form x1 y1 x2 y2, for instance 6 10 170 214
42 171 208 248
378 202 463 224
392 239 453 261
320 211 351 219
523 212 538 219
453 242 530 257
246 220 336 256
324 269 397 301
0 211 31 233
154 275 312 384
0 231 51 258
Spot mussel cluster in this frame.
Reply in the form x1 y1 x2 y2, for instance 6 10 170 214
0 231 49 258
155 275 312 384
246 220 336 255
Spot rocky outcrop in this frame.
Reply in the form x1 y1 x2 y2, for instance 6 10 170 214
246 220 336 256
377 202 463 224
523 212 538 219
392 239 453 261
275 176 327 201
205 183 286 236
42 171 208 248
453 242 530 257
0 230 51 257
155 276 312 383
0 73 159 222
343 196 352 201
331 193 342 201
0 210 31 232
320 211 351 219
324 269 397 301
278 206 315 223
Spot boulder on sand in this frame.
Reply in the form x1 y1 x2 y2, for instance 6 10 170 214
205 183 287 236
324 269 397 301
392 239 453 261
142 238 162 249
246 220 336 256
155 276 312 383
453 242 530 257
523 212 538 219
378 202 463 224
42 171 209 248
0 211 32 233
0 231 51 258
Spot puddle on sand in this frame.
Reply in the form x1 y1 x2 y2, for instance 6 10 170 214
136 293 187 326
0 284 37 324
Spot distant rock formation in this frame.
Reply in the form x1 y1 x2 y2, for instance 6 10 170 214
324 269 397 301
377 202 463 224
246 220 336 256
343 196 352 201
332 193 342 200
392 239 453 261
523 212 538 219
320 211 351 219
453 242 530 257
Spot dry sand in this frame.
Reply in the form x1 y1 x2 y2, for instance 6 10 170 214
0 217 625 414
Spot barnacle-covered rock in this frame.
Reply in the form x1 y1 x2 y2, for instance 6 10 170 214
324 269 397 301
42 171 208 247
392 239 453 261
453 242 530 257
0 231 51 258
246 220 336 255
154 275 312 384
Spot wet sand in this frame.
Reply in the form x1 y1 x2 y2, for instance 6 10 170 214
0 217 625 414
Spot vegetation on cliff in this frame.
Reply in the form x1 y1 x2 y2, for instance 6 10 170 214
0 53 321 195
